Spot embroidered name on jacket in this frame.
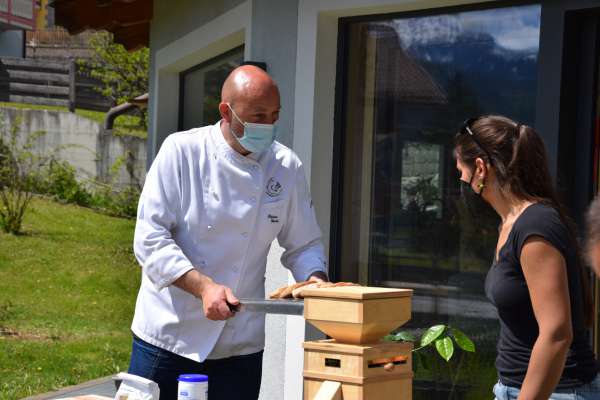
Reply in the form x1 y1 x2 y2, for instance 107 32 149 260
266 177 282 197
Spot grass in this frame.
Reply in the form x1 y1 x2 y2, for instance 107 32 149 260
0 101 147 138
0 197 140 399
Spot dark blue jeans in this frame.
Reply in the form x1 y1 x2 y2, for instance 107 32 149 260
128 335 263 400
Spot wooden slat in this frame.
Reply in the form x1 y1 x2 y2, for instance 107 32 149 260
9 82 70 96
8 95 70 108
75 81 100 88
313 381 342 400
301 286 413 300
4 70 70 85
0 57 70 72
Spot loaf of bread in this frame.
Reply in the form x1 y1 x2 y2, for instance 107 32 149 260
269 281 360 299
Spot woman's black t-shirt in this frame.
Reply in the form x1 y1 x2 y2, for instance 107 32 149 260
485 203 598 389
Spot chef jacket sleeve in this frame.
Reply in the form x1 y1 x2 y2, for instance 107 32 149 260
278 162 328 282
133 135 194 290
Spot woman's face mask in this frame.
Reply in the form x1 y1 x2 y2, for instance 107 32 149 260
227 103 277 153
459 170 489 218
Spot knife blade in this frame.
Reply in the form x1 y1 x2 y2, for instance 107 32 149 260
228 299 304 315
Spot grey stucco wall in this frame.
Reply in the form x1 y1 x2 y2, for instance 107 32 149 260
249 2 302 399
0 107 146 188
147 0 246 167
249 0 299 148
150 0 246 51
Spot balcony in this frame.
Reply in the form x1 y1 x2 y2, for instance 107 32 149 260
0 0 35 30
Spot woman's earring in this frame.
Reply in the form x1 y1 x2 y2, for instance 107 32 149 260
477 183 486 190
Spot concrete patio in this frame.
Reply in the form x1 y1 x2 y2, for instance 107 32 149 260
22 376 116 400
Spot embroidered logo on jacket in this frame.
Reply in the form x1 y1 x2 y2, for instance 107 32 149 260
266 177 282 197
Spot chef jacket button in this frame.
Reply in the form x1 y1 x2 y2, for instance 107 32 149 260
232 265 239 272
207 225 213 231
250 196 256 203
241 232 248 238
252 165 259 170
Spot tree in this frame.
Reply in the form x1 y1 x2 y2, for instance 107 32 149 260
78 32 149 128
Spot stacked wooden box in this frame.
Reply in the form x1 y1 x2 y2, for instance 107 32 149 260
301 286 414 400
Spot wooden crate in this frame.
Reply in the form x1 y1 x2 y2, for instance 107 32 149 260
303 339 413 400
304 377 412 400
302 286 413 344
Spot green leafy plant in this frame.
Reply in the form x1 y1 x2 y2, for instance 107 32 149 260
0 117 47 234
36 159 92 206
384 324 475 361
385 325 476 398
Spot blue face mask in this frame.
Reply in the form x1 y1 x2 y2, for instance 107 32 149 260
227 104 277 153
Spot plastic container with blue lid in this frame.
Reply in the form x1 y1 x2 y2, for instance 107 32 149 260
178 374 208 400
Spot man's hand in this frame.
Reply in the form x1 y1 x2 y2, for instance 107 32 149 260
174 269 239 321
307 271 328 283
199 280 239 321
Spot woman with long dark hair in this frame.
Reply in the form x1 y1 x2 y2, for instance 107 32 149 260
454 115 599 399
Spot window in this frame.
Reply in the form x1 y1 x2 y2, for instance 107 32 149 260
179 46 244 130
334 4 541 398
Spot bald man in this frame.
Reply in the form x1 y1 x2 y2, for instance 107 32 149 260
128 65 328 399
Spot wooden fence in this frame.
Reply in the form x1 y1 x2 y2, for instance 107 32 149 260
0 57 113 112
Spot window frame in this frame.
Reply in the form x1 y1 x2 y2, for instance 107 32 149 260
329 0 541 283
177 44 245 131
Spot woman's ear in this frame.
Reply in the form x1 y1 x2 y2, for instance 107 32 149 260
475 157 488 179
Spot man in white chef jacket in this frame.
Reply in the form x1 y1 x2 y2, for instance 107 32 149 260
127 65 328 400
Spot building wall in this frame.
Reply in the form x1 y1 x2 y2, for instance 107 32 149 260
150 0 246 51
0 30 23 57
148 0 249 160
0 107 146 188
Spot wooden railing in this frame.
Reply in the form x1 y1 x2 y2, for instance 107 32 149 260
0 57 112 112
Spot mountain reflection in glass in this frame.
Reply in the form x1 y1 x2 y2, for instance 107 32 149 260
337 5 541 399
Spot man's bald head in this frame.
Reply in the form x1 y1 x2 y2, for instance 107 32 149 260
221 65 279 106
218 65 281 155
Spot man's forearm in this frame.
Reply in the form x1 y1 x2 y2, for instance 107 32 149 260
174 269 214 298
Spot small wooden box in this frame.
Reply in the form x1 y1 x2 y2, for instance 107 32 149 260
302 286 413 344
303 339 413 400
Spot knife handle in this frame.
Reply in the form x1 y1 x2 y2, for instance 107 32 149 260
226 301 241 313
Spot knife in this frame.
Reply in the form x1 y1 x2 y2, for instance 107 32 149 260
227 299 304 316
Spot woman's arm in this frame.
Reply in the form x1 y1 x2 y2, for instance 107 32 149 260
518 237 573 400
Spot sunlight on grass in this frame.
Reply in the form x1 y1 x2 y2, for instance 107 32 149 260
0 197 140 399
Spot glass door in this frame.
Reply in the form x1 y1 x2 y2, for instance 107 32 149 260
593 52 600 355
335 4 542 398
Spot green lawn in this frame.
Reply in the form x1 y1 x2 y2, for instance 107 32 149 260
0 197 140 399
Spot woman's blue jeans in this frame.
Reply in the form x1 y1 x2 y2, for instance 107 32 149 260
493 375 600 400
